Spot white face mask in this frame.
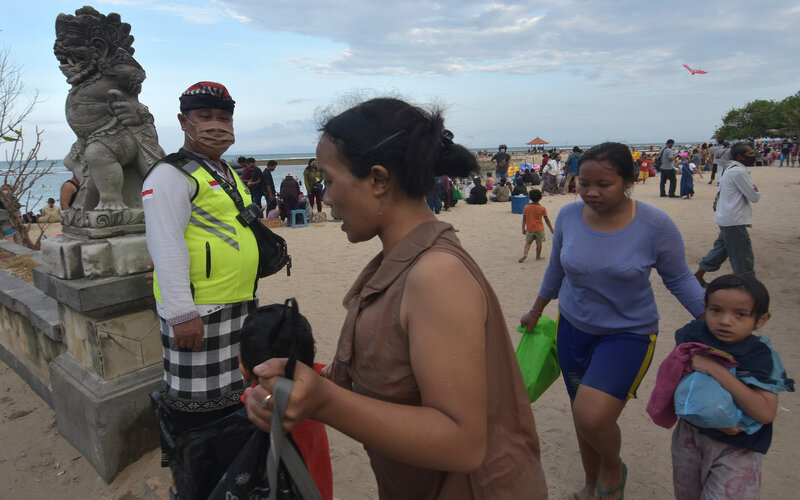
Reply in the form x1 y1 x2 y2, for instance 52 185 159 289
183 115 235 156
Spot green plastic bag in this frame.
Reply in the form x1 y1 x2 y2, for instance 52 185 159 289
515 316 560 403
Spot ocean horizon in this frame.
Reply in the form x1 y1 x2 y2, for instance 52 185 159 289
2 140 704 212
2 156 314 213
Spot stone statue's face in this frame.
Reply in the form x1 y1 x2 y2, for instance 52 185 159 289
54 34 100 84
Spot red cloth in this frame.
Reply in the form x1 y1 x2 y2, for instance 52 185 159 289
646 342 738 429
241 363 333 500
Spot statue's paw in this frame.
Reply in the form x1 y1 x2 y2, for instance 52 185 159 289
94 199 128 211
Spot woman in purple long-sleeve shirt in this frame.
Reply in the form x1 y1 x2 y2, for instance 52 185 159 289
520 142 704 500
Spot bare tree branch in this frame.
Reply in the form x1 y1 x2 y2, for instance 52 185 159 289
0 46 56 249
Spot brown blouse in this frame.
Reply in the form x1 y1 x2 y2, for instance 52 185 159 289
330 220 547 500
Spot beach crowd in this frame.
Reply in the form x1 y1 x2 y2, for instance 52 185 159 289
15 81 795 500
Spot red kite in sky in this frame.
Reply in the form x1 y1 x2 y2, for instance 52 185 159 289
683 64 708 75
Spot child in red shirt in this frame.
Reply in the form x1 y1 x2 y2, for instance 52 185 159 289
239 302 334 500
519 188 554 262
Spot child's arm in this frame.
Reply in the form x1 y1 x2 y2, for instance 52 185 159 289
691 354 779 424
544 215 554 234
521 214 527 235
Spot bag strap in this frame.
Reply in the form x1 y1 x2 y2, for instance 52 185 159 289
267 376 323 500
174 149 249 214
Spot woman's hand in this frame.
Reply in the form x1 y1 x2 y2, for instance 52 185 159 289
521 297 550 333
320 363 334 380
245 358 328 433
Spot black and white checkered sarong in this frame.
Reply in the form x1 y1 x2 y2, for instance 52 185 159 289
160 300 257 412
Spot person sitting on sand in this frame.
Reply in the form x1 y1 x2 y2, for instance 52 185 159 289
60 175 80 210
245 97 548 500
279 173 301 223
466 177 488 205
512 178 528 197
484 173 496 191
39 198 61 223
491 178 511 202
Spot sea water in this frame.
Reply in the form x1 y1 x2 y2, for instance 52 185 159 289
2 157 312 213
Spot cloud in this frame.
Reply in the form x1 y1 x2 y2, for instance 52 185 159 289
94 0 250 25
232 119 320 153
212 0 800 87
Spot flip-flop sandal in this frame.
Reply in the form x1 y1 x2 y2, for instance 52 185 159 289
595 463 627 500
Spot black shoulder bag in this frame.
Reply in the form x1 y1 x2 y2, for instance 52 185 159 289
161 151 291 277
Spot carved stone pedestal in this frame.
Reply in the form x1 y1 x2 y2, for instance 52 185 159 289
49 353 161 483
61 208 146 239
33 264 161 483
41 232 151 279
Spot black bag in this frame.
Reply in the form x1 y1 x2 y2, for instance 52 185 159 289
209 377 323 500
168 408 258 500
249 213 293 278
654 149 664 171
161 151 292 278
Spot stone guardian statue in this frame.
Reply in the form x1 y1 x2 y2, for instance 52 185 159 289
54 6 164 236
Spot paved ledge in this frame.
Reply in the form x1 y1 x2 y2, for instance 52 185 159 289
0 269 62 342
0 239 38 256
33 266 154 316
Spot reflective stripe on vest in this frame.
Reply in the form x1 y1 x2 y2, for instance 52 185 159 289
153 156 259 305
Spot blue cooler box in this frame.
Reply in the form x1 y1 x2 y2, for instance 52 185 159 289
511 196 528 214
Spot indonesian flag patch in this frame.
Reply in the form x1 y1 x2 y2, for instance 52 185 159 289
141 188 153 201
208 180 222 191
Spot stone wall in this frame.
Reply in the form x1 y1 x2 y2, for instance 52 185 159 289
0 241 63 406
0 239 162 483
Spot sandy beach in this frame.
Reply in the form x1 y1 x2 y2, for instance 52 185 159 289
2 165 799 499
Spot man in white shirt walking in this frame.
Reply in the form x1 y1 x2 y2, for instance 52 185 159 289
695 142 760 284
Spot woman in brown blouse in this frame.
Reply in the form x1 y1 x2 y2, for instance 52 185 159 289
245 98 548 500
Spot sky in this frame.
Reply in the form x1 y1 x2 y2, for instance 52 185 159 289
2 0 799 159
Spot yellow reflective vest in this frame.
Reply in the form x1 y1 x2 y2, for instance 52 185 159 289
153 155 259 305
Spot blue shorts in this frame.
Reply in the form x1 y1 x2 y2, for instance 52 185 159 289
556 314 656 401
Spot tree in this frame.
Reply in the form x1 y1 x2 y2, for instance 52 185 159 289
713 91 800 141
0 46 57 249
775 91 800 139
713 99 781 141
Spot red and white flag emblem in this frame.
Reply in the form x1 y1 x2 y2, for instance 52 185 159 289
141 188 153 201
208 180 222 191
